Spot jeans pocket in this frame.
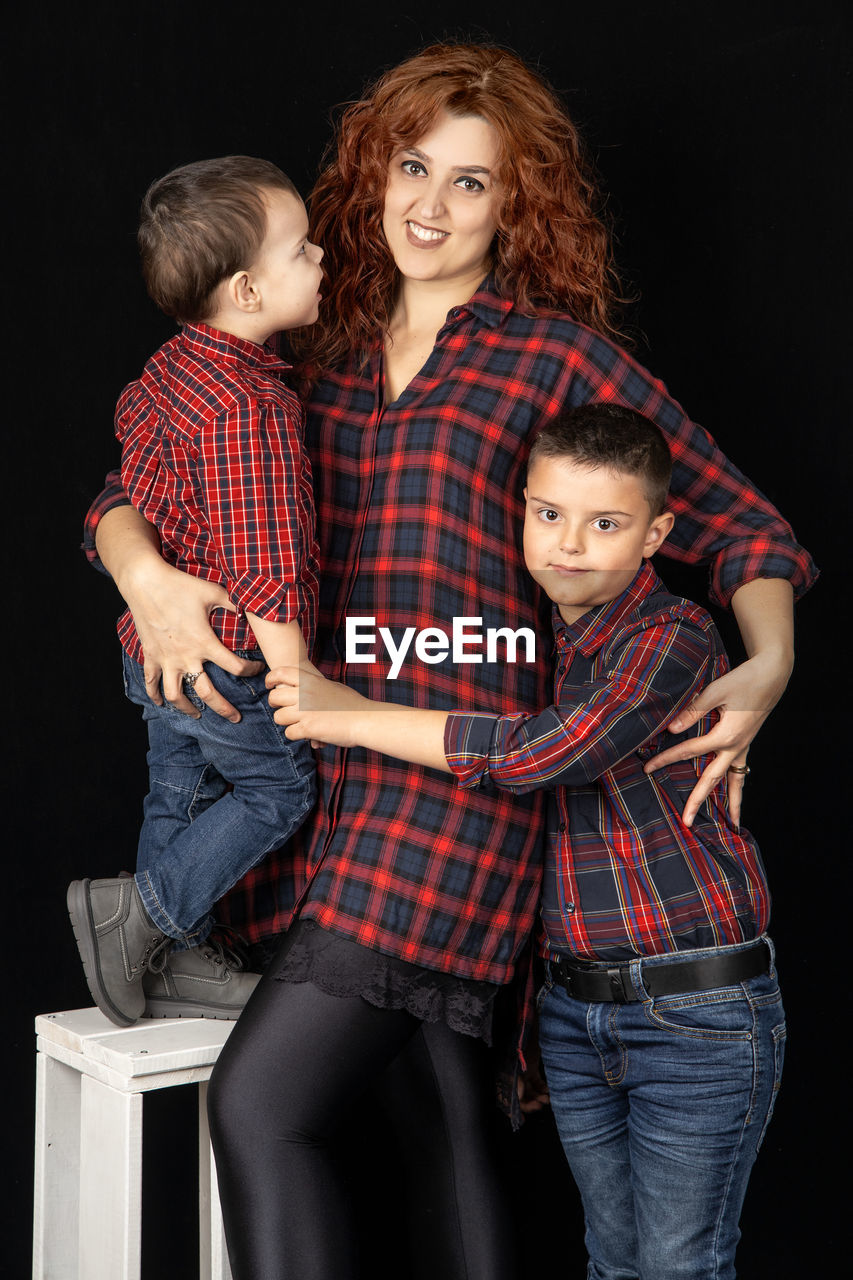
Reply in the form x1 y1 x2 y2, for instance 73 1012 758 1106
755 1019 786 1150
645 988 755 1042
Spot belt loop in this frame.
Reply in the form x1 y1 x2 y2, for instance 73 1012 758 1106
762 934 776 975
606 967 630 1003
629 956 646 1003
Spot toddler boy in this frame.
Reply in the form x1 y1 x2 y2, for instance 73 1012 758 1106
68 156 323 1026
272 403 784 1278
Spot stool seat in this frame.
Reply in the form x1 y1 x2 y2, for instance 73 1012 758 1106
33 1008 235 1280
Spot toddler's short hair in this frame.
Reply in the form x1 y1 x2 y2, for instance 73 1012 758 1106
529 403 672 515
138 156 297 324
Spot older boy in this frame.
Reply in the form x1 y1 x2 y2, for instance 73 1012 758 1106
68 157 323 1026
272 404 783 1280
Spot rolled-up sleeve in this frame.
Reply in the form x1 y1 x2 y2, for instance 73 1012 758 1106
197 397 309 624
81 469 131 574
445 618 713 791
565 330 818 604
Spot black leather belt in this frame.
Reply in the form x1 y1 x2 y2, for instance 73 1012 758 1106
550 940 770 1004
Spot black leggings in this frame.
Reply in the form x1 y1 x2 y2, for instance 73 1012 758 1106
207 970 516 1280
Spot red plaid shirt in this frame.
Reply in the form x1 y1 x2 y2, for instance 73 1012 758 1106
116 323 319 663
86 278 815 982
446 562 770 962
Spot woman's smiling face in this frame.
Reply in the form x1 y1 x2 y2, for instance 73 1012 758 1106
382 111 500 290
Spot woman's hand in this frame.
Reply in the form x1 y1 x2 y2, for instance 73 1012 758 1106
267 666 369 746
119 555 263 720
646 577 795 827
96 505 262 720
645 650 791 827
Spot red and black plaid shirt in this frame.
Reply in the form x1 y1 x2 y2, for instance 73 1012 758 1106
116 323 318 663
86 278 816 983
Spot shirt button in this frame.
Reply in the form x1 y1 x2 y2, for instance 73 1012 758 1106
565 903 575 914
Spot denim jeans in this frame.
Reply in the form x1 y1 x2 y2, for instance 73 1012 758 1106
123 651 316 945
537 937 785 1280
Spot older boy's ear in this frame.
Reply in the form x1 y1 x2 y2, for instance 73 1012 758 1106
643 510 675 557
228 269 261 313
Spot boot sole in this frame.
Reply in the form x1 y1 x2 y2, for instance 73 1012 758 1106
142 999 247 1020
66 879 137 1028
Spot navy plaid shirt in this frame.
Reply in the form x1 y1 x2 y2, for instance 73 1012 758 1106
85 277 815 982
446 562 770 963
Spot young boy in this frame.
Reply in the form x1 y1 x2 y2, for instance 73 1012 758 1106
68 156 324 1026
271 404 784 1279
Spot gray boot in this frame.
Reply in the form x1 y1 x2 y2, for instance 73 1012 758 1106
143 932 260 1020
67 877 168 1027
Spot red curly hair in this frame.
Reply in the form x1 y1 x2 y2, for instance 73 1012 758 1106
301 43 624 372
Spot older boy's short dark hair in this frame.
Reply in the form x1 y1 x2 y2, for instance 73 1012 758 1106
529 403 673 515
138 156 297 324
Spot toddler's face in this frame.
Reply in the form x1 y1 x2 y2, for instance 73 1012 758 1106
523 455 672 624
251 190 324 332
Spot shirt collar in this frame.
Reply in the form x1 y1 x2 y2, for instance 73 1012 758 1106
180 322 291 373
553 561 666 656
453 273 514 329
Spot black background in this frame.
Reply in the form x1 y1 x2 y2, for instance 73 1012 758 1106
8 2 850 1275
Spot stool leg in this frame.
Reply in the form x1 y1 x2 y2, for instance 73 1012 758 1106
33 1052 82 1280
198 1082 233 1280
79 1074 143 1280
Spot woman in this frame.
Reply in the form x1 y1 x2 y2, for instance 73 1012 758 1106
86 44 815 1280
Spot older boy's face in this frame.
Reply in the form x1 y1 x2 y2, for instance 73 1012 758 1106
523 456 672 625
251 190 324 334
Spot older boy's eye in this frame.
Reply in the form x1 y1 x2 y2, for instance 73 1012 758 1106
594 519 616 531
538 508 560 523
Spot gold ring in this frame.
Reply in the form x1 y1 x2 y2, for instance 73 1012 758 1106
728 764 751 776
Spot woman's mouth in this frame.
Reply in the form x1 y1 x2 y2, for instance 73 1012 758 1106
406 220 450 246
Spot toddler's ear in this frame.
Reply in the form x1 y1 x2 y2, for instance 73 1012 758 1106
228 269 261 313
643 510 675 557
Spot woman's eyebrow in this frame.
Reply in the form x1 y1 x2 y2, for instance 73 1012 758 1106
401 145 492 175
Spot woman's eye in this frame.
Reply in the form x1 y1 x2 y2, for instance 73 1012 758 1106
456 176 485 192
402 160 426 176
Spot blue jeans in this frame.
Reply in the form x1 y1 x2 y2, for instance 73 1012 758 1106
537 938 786 1280
123 651 316 945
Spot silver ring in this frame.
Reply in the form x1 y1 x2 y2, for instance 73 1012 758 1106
183 671 203 689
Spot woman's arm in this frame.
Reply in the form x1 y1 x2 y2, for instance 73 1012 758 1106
645 577 794 825
96 504 261 720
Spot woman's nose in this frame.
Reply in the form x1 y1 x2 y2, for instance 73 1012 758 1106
417 181 446 221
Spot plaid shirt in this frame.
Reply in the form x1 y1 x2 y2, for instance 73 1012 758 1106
445 562 770 962
85 277 814 982
116 323 319 663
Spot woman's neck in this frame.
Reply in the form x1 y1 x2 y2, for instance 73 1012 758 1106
388 268 488 344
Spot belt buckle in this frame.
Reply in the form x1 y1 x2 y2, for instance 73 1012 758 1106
606 966 631 1003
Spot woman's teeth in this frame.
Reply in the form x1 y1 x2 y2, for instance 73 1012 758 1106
408 222 448 242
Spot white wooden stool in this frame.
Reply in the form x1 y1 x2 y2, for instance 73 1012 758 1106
33 1008 235 1280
